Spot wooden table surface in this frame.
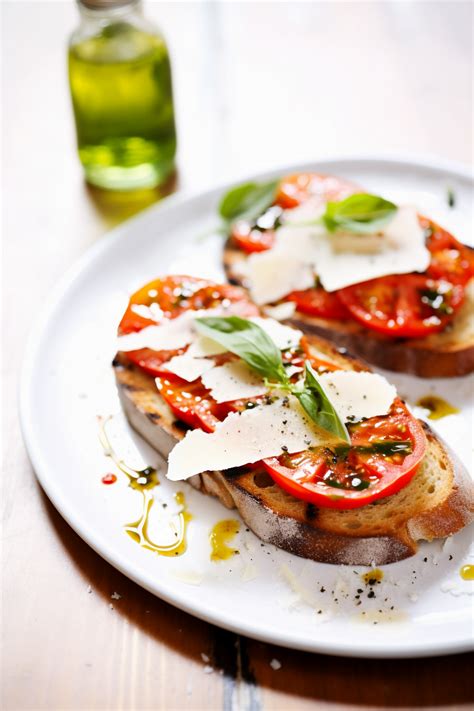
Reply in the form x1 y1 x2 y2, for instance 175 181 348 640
2 2 473 709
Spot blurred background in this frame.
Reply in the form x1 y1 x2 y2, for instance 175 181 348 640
2 2 473 709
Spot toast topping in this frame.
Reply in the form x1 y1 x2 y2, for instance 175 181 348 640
223 173 473 340
117 275 428 509
166 396 334 482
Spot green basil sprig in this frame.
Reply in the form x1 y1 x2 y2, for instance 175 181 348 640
296 362 350 442
218 180 278 224
195 316 350 443
194 316 288 384
321 193 397 234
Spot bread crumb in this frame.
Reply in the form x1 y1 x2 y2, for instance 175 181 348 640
203 665 214 674
111 592 122 600
270 658 282 670
86 585 92 594
109 604 114 610
200 653 210 663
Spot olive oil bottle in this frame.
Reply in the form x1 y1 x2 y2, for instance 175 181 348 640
68 0 176 190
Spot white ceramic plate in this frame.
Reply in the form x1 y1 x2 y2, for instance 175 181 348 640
20 156 474 658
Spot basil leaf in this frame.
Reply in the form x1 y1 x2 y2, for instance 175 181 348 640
322 193 397 234
195 316 288 384
219 180 278 223
295 363 350 443
196 317 350 443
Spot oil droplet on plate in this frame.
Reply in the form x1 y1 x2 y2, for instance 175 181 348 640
416 395 459 420
98 416 191 557
460 565 474 581
125 490 192 557
362 568 384 585
210 520 240 561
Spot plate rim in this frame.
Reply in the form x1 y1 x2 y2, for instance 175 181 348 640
19 154 474 659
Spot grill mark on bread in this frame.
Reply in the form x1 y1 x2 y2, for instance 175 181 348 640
145 411 161 423
306 503 318 521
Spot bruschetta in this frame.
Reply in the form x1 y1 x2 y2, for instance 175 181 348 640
221 173 474 377
113 275 474 565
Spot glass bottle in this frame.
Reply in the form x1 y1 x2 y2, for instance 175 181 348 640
68 0 177 191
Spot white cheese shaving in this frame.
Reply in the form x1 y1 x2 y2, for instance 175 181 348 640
118 311 301 358
246 204 430 300
250 317 302 350
186 336 227 358
163 354 215 382
201 361 267 403
246 250 314 305
117 309 221 352
318 371 396 422
167 396 331 481
313 206 430 292
263 301 297 321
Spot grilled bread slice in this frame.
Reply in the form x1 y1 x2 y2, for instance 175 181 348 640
113 335 474 566
223 241 474 378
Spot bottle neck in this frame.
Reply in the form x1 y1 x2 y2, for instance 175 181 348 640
77 0 142 22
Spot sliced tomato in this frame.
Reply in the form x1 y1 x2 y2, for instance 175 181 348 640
119 275 210 335
263 400 426 510
423 219 474 285
285 286 349 320
276 173 359 209
155 375 228 433
231 221 276 253
337 274 465 338
119 275 256 335
118 275 257 377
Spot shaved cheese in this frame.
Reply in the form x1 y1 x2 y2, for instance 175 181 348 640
313 206 430 292
246 205 430 300
118 309 301 356
246 250 314 305
117 309 217 352
250 317 302 350
263 302 297 321
318 371 396 422
167 397 331 481
163 354 215 382
201 361 267 403
187 336 227 358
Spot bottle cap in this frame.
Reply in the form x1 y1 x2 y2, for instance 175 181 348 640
79 0 138 9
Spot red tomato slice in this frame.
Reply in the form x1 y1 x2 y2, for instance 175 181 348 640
118 276 258 377
423 219 474 285
155 375 228 433
231 221 276 254
119 275 257 335
285 287 349 320
276 173 359 209
337 274 465 338
263 400 426 510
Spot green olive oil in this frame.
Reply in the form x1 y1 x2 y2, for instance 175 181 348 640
69 20 176 190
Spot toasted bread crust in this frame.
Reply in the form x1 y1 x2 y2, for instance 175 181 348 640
113 346 474 566
223 240 474 378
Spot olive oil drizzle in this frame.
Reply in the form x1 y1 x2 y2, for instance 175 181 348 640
99 417 191 556
210 520 240 561
416 395 459 420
